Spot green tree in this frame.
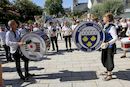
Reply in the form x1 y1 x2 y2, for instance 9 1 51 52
91 0 124 18
44 0 64 17
14 0 43 22
103 0 124 16
0 0 19 24
91 3 104 18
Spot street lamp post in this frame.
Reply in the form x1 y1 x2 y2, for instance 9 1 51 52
87 0 92 21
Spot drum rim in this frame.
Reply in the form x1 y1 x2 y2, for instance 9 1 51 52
20 32 47 60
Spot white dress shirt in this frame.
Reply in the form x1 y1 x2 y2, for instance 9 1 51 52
33 27 40 31
126 28 130 36
48 26 57 37
62 26 72 36
18 28 28 37
121 22 127 28
6 30 20 53
71 24 77 31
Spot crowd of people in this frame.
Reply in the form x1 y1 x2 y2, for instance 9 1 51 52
1 13 130 81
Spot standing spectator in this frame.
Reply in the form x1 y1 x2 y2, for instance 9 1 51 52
114 19 120 36
48 22 59 52
62 21 72 51
120 18 128 37
18 24 28 38
33 22 40 31
0 26 13 62
56 22 62 40
28 24 33 32
71 20 80 32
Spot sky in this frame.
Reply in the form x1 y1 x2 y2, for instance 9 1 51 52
32 0 88 8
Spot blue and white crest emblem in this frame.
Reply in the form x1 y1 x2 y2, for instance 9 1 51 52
73 22 105 52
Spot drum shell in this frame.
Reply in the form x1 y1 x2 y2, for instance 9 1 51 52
34 31 50 50
121 37 130 51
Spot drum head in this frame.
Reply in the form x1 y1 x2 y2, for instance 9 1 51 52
121 37 130 44
73 22 105 52
20 32 47 61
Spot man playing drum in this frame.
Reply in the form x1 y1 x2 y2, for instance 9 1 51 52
6 20 35 81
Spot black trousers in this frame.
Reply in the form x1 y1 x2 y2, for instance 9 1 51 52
2 45 12 61
101 46 115 71
64 35 71 49
50 36 58 50
57 33 62 40
12 50 29 78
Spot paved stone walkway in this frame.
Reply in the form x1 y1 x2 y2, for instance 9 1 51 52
1 40 130 87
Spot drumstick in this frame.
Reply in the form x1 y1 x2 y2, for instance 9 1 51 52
23 40 32 45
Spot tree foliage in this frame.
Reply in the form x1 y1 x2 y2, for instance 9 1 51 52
44 0 64 17
14 0 43 22
0 0 43 23
0 0 18 24
91 3 104 18
0 0 10 7
91 0 124 18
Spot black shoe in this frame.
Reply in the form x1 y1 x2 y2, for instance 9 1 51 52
70 48 72 50
21 77 29 82
66 49 68 51
20 76 26 80
26 73 36 77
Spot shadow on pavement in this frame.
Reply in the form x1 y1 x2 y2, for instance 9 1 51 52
47 48 79 56
34 70 98 82
4 78 36 87
114 69 130 81
3 66 44 72
115 48 123 54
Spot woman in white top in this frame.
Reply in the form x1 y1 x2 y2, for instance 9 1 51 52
62 21 72 51
100 13 118 81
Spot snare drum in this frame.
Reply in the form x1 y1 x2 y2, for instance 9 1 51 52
121 37 130 51
20 30 50 61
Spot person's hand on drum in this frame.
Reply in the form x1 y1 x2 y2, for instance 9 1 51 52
18 41 24 46
100 42 109 49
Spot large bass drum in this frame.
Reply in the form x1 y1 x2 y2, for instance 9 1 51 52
73 22 105 52
20 30 50 61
